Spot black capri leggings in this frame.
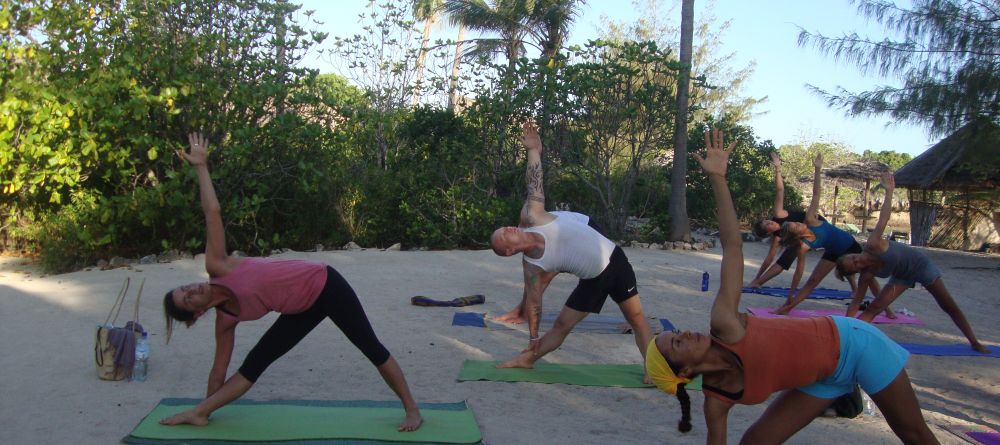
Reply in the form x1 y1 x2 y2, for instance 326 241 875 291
238 266 390 383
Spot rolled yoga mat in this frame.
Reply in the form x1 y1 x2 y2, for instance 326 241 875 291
746 306 922 324
123 399 482 445
452 312 674 334
456 359 702 390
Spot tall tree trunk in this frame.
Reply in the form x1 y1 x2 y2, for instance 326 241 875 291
448 24 466 111
411 13 437 106
669 0 694 242
274 0 289 115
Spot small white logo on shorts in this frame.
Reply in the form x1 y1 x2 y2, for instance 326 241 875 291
627 286 636 292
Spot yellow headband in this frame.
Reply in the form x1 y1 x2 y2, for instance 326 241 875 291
645 338 691 395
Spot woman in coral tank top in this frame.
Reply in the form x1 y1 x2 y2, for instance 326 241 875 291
644 129 938 444
159 133 422 432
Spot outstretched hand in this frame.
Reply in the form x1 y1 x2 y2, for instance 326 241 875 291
179 132 210 166
812 152 823 170
521 122 542 154
880 172 895 192
769 151 781 169
692 128 735 177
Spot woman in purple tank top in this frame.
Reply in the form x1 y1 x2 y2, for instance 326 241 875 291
158 133 423 431
836 173 989 354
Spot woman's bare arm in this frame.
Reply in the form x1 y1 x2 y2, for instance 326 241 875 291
693 129 745 343
805 153 823 225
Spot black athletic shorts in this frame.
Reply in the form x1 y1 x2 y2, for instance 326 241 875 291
775 245 799 270
821 240 863 263
565 246 639 313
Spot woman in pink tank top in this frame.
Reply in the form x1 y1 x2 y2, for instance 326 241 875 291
157 133 422 432
644 130 938 443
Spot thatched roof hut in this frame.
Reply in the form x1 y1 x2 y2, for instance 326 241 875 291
824 159 892 233
895 118 1000 190
894 118 1000 248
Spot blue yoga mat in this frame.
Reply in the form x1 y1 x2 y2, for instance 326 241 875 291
452 313 675 332
896 343 999 358
741 286 853 300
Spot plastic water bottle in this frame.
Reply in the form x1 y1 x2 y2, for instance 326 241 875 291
133 332 149 382
701 272 710 292
862 391 876 416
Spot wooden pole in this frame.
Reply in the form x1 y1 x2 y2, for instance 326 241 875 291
861 179 871 234
833 184 840 225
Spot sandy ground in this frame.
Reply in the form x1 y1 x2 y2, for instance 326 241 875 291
0 241 997 445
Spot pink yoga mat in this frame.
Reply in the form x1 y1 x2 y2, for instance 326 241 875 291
747 307 923 324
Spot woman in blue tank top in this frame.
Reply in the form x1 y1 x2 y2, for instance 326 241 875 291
772 153 884 316
835 174 990 354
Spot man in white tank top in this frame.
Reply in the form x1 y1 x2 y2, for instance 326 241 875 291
488 122 654 375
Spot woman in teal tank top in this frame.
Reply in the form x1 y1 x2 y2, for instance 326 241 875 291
772 154 884 316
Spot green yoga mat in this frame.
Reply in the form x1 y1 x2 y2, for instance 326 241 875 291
457 360 702 390
124 399 482 445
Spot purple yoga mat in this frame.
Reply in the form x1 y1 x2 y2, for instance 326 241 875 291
968 432 1000 445
747 307 923 325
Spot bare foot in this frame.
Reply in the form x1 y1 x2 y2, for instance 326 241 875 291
398 410 423 432
747 281 762 289
643 373 652 385
773 305 791 315
883 306 898 319
493 308 527 324
160 408 209 426
845 306 859 318
496 350 536 369
973 343 991 354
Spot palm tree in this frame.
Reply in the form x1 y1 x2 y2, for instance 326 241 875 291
448 23 467 110
442 0 535 73
669 0 694 242
411 0 443 106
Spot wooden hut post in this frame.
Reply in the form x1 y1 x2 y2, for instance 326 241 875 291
963 188 971 250
833 184 840 225
861 179 871 234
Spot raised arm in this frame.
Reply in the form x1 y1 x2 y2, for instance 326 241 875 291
805 153 823 224
869 172 895 243
179 133 230 277
518 122 552 227
770 152 788 219
692 129 745 343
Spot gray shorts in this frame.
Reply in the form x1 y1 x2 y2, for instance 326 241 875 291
887 262 942 288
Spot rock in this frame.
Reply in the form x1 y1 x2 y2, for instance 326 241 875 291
691 242 706 251
179 250 193 260
741 231 760 242
270 249 283 255
672 241 686 250
230 250 247 257
649 242 662 250
109 256 130 267
343 241 362 251
385 243 401 251
96 259 109 269
139 254 157 265
315 244 324 252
